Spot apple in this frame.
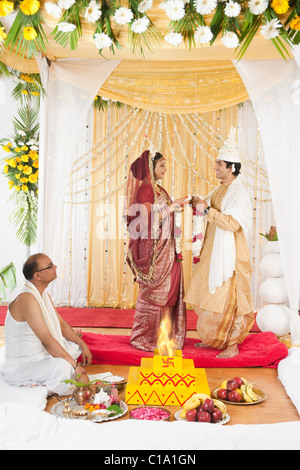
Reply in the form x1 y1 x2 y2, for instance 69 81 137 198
217 389 228 400
201 398 214 413
228 390 243 402
227 379 238 391
233 377 244 387
186 408 198 422
197 410 211 423
211 408 223 423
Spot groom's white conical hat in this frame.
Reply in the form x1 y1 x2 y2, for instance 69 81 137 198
218 127 241 165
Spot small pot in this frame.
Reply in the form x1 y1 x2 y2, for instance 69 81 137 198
73 386 94 406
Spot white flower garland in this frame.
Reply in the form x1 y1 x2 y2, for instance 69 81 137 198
192 201 205 263
174 196 205 263
174 209 183 260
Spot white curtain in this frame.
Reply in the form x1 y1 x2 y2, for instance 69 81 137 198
36 58 121 306
238 102 274 310
235 59 300 344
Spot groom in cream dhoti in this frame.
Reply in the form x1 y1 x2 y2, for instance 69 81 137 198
3 253 92 395
185 128 255 358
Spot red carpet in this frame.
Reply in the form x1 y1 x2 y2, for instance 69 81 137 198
81 331 287 369
0 306 261 332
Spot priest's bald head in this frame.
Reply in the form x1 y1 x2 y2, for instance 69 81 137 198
22 253 57 283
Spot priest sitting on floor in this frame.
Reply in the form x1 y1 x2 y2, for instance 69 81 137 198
2 253 92 396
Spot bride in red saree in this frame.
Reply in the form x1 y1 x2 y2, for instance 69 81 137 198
124 150 187 352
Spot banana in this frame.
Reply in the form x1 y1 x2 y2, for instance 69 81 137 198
246 383 258 402
180 409 187 419
240 377 249 386
183 396 201 411
241 384 253 403
193 393 211 403
212 399 227 417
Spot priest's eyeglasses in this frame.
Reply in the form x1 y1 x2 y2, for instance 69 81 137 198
34 263 54 273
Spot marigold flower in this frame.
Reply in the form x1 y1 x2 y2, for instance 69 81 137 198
29 150 38 160
271 0 289 14
20 0 40 15
18 164 24 171
9 158 17 168
0 0 14 17
22 154 30 162
15 174 21 180
22 184 29 192
22 165 32 175
0 27 7 40
20 177 29 183
14 147 21 153
290 14 300 30
32 161 39 168
8 181 14 190
23 26 37 41
2 145 10 153
29 173 37 183
4 165 9 174
14 185 21 191
21 89 29 94
21 146 28 151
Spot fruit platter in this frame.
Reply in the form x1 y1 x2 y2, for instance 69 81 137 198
213 376 266 405
175 393 230 425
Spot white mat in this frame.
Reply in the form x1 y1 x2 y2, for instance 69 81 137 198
0 347 48 411
278 347 300 415
0 402 300 450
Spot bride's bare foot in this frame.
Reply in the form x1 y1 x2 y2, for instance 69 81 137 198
194 342 208 348
217 344 239 358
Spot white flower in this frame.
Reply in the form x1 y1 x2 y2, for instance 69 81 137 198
159 1 167 9
194 25 213 44
224 0 241 17
84 0 102 23
18 130 26 136
165 0 186 20
138 0 153 13
113 7 134 25
165 31 183 46
94 32 113 49
44 2 63 18
57 22 77 32
131 16 150 33
57 0 75 9
221 30 239 48
248 0 268 15
194 0 217 15
30 145 39 151
261 18 282 39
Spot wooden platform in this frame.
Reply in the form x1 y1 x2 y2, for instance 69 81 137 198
1 324 299 425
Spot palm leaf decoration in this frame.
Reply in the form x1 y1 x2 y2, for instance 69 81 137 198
127 0 163 56
1 103 40 247
93 95 125 111
9 191 38 246
5 9 47 58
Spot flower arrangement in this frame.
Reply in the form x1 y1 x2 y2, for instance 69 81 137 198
192 201 205 264
0 0 299 59
174 208 183 260
1 105 39 246
260 225 278 241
